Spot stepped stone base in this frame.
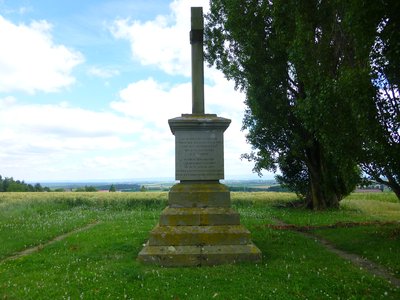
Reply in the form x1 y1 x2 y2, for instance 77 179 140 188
148 225 251 246
137 182 262 267
169 182 231 208
138 244 261 267
159 207 240 226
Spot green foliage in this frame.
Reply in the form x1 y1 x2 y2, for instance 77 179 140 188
109 184 116 192
75 185 98 192
205 0 395 208
0 192 399 299
359 0 400 199
0 175 48 192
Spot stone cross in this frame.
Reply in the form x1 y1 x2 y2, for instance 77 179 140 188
190 7 205 114
137 6 262 266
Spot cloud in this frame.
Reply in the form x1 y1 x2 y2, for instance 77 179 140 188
109 75 257 179
87 66 120 78
0 16 84 93
0 100 142 138
0 98 147 180
0 3 33 16
110 0 208 76
111 77 191 129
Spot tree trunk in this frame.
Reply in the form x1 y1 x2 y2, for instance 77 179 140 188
305 141 340 210
384 175 400 200
392 185 400 200
308 167 340 210
375 175 400 200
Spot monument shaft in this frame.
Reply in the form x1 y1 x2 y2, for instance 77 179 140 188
190 7 205 114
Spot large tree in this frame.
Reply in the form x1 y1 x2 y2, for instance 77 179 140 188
205 0 381 209
361 0 400 199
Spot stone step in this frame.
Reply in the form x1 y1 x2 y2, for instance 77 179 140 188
148 225 251 246
159 207 240 226
137 243 262 267
168 182 231 208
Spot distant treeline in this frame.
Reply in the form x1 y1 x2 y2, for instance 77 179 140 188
0 175 288 193
51 184 143 192
228 185 290 192
95 184 142 192
0 175 50 192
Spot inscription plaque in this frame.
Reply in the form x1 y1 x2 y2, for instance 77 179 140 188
175 130 224 180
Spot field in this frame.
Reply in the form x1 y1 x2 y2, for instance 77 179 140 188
0 191 399 299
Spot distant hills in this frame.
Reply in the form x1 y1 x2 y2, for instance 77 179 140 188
39 179 285 192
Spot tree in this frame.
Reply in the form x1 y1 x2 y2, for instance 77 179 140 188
85 185 97 192
75 185 97 192
34 183 44 192
360 0 400 199
0 174 50 192
27 184 35 192
205 0 382 209
109 184 116 192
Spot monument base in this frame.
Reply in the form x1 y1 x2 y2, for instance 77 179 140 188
138 244 261 267
137 182 262 266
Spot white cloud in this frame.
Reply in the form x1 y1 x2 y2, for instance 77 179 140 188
110 0 208 76
88 66 120 79
0 95 17 108
0 101 142 138
109 75 258 179
0 3 33 16
0 98 147 180
0 16 84 93
111 77 191 129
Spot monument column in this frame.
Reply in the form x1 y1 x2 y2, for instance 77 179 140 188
191 7 204 114
137 7 261 266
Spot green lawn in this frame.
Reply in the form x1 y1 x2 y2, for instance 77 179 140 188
0 192 399 299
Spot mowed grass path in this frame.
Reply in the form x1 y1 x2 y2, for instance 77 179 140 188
0 192 399 299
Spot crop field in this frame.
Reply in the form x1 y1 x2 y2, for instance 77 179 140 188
0 191 399 299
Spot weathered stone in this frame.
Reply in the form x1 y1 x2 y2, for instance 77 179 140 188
168 182 230 208
201 244 262 266
159 207 240 226
137 244 262 267
148 225 251 246
138 243 202 267
191 6 204 114
169 115 231 181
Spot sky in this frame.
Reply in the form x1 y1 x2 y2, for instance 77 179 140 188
0 0 273 182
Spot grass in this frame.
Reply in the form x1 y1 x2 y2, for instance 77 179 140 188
345 192 399 203
0 191 399 299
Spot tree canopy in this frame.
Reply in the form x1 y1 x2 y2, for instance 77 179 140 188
75 185 98 192
360 0 400 198
109 184 117 192
205 0 398 208
0 175 49 192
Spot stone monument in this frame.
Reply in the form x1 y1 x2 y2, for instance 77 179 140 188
137 7 261 266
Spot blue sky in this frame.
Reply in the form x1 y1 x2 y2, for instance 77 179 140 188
0 0 272 182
